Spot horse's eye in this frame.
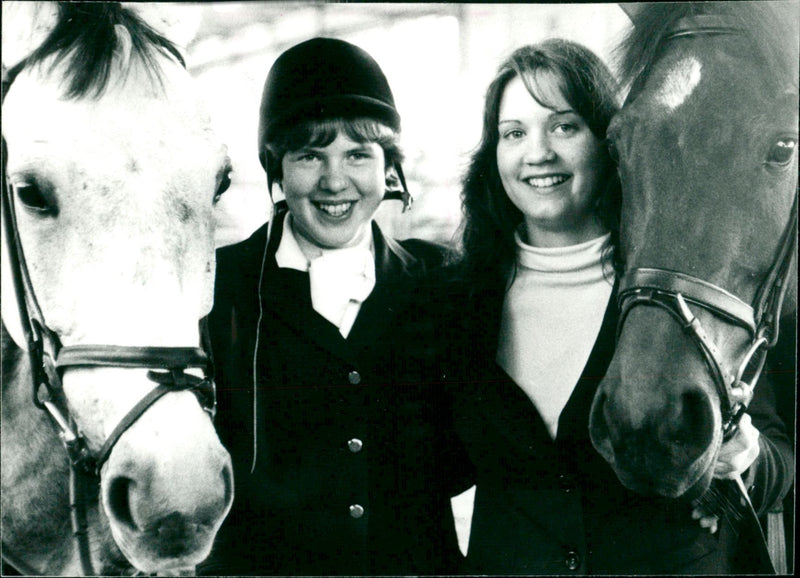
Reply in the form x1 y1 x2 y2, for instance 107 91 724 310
13 182 54 214
766 137 797 166
213 170 232 204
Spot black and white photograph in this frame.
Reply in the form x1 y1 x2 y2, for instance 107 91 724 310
1 1 797 575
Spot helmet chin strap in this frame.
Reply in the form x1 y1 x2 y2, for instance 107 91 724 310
384 162 413 212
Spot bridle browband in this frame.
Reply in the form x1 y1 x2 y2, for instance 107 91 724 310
2 60 216 576
617 13 798 440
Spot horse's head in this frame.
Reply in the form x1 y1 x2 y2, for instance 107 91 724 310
2 3 233 573
589 2 798 499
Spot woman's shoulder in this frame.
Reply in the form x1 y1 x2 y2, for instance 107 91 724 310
396 237 449 269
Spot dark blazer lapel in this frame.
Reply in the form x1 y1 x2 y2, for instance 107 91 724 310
346 223 418 352
258 215 356 365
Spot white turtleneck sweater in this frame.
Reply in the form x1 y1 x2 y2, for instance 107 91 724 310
496 231 614 439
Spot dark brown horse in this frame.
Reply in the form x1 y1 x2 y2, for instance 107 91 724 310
589 0 796 506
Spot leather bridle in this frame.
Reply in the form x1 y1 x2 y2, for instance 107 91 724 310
616 14 798 441
617 191 796 439
2 62 217 576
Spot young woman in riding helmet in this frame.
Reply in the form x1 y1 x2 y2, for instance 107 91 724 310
201 37 470 575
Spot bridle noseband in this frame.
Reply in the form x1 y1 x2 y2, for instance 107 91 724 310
2 62 217 576
617 15 798 441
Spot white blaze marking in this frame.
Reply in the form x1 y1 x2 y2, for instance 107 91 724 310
657 57 702 110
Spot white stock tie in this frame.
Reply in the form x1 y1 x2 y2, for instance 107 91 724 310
308 248 376 335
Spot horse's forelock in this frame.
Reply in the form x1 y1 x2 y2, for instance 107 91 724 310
618 2 797 94
22 2 184 100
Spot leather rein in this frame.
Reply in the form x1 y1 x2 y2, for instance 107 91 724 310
617 14 798 441
2 62 217 576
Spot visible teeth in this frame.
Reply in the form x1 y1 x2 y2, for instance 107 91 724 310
526 175 568 188
316 202 353 217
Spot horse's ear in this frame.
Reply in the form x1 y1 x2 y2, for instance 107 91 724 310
618 3 648 26
1 1 59 71
113 25 133 77
123 3 203 58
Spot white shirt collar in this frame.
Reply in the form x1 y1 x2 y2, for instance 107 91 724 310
275 212 374 270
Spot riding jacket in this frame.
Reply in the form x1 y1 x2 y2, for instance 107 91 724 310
445 281 794 575
200 214 468 575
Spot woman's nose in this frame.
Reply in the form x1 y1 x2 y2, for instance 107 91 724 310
319 162 348 193
523 133 556 164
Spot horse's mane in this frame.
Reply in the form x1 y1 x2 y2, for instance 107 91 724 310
12 2 185 99
617 2 799 91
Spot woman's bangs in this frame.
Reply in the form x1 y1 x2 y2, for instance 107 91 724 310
293 117 392 148
342 118 394 144
302 119 339 148
522 68 572 113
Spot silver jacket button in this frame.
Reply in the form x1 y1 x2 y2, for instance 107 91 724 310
565 550 580 571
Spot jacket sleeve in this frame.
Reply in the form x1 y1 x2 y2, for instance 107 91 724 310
742 319 795 515
396 243 477 496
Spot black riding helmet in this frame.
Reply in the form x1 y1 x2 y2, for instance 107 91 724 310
257 37 411 209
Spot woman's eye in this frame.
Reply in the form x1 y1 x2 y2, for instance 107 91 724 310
502 129 524 140
766 137 797 166
553 123 578 135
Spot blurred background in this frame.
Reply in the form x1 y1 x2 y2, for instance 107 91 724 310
137 2 632 248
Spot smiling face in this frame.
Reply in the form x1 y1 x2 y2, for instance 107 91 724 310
496 74 608 247
281 132 388 250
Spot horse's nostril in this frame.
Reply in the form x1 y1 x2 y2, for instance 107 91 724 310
681 391 713 438
107 477 137 531
222 461 234 510
659 390 714 457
